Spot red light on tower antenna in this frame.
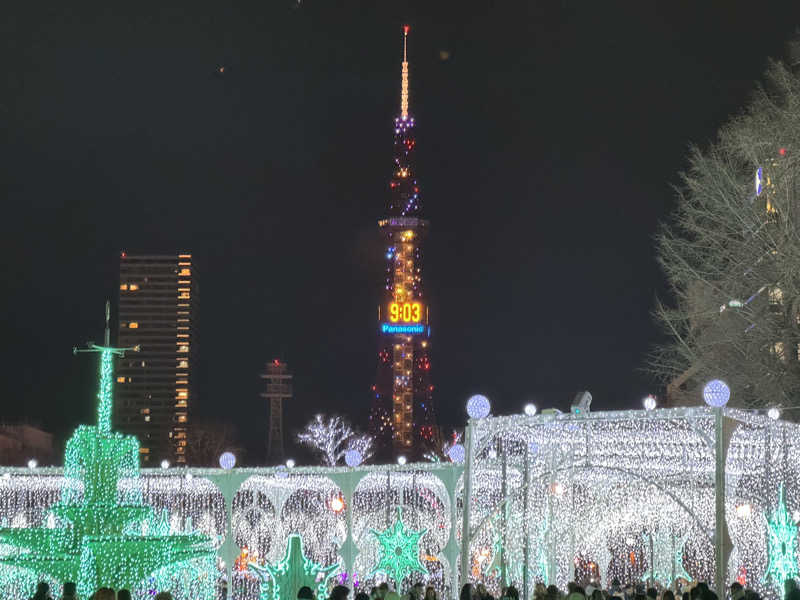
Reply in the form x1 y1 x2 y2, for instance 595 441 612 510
273 359 280 366
403 25 410 35
779 147 787 156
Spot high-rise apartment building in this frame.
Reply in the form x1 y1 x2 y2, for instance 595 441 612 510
260 359 292 464
369 27 437 458
116 253 197 464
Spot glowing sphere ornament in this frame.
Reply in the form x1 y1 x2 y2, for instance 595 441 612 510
524 403 537 416
466 395 491 419
345 449 363 467
703 379 730 407
643 395 657 411
397 455 407 466
447 443 465 464
286 459 296 468
219 452 236 470
27 459 37 469
768 407 780 421
160 459 170 469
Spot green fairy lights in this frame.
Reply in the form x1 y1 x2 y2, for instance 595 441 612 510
0 308 215 599
370 507 428 587
248 534 338 600
764 485 798 591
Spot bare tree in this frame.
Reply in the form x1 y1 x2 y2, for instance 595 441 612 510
188 420 244 466
652 52 800 409
297 414 375 466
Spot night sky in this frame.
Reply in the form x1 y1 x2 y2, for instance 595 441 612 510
3 2 800 461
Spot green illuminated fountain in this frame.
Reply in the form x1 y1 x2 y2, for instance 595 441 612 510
0 304 216 598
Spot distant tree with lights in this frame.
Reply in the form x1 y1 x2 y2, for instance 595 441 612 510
653 39 800 409
297 414 374 467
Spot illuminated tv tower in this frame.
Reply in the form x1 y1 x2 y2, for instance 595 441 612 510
369 26 437 457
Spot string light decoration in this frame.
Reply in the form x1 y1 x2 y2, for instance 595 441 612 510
1 400 799 599
248 534 339 600
370 26 437 457
462 407 800 599
0 316 216 599
763 485 798 590
640 530 692 586
370 507 428 587
297 415 374 467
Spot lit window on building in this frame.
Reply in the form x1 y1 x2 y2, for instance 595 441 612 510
139 448 149 454
144 416 150 422
178 360 188 369
129 284 139 291
120 284 128 290
117 376 125 383
179 268 191 276
178 345 189 353
129 322 139 329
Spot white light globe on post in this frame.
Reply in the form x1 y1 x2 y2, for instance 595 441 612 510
160 460 170 470
219 452 236 470
447 443 466 464
345 449 363 468
643 395 657 411
27 459 37 470
524 403 537 416
466 395 491 419
286 459 296 469
397 455 407 466
703 379 730 407
768 407 780 421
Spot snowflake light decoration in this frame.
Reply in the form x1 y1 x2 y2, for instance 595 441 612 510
763 485 798 589
248 533 338 600
370 506 428 586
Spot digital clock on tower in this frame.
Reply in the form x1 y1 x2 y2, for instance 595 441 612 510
388 301 424 323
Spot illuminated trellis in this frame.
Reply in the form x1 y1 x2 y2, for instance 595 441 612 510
0 406 798 600
461 407 800 600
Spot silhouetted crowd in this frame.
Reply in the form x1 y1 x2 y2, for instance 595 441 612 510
27 577 800 600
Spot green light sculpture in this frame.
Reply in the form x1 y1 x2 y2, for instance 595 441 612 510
763 485 798 591
641 530 692 586
370 507 427 587
248 534 338 600
0 304 216 598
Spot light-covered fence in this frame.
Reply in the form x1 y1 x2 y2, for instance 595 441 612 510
0 406 798 600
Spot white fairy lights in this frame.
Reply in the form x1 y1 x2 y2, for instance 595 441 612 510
0 405 797 600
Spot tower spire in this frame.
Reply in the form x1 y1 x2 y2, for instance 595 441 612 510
400 25 410 119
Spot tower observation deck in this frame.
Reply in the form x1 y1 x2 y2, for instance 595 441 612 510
369 26 437 458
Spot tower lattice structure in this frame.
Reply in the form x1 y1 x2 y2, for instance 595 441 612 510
369 26 437 458
261 359 292 464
